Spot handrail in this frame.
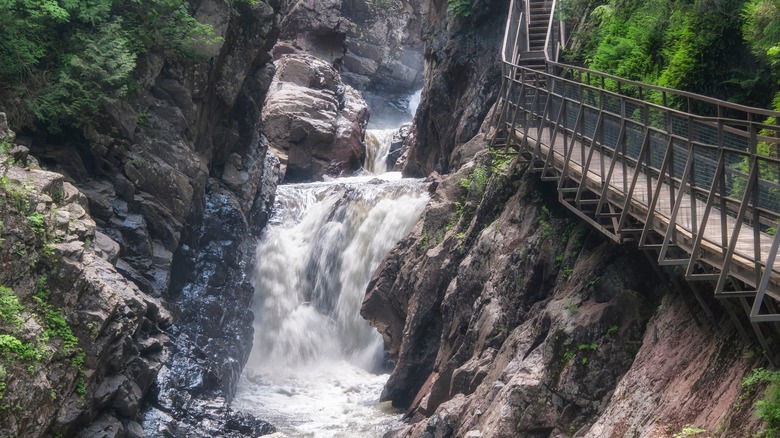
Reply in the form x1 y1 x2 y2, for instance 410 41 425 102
543 0 558 63
522 63 779 135
500 0 515 64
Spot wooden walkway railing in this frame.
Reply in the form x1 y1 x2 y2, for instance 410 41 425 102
490 0 780 359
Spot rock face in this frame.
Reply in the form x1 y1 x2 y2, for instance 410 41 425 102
263 54 368 182
363 139 766 436
402 0 508 176
3 1 283 434
0 137 172 437
274 0 426 126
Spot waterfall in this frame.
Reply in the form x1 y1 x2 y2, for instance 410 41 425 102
364 129 397 175
233 173 428 437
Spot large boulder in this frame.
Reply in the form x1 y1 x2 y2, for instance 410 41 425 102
274 0 426 127
263 54 368 182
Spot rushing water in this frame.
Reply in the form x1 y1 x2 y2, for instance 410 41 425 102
364 129 396 175
233 130 429 436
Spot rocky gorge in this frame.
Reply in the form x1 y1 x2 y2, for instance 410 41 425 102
0 0 777 437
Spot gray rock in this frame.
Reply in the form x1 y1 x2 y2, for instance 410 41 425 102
112 380 142 418
93 376 126 410
77 414 124 438
94 231 120 264
79 180 117 222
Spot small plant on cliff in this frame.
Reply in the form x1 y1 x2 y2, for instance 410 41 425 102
26 211 46 236
0 334 43 362
564 297 578 315
0 365 6 400
672 425 708 437
742 367 780 436
538 205 554 239
448 0 474 17
371 0 394 9
0 286 24 330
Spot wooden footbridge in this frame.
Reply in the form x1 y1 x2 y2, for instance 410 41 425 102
489 0 780 359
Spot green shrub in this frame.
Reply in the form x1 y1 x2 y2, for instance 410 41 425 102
0 0 218 131
0 286 24 329
26 211 45 236
743 368 780 436
0 334 42 362
447 0 473 17
28 20 136 130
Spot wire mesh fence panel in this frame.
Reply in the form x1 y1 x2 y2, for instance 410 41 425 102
693 147 718 190
625 123 644 161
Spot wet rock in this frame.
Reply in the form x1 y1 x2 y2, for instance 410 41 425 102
389 122 412 170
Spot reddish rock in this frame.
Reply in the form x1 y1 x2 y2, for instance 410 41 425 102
263 54 368 182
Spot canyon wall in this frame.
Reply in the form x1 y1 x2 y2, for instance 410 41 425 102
1 0 430 435
2 1 283 435
364 151 766 436
401 0 507 176
363 0 774 436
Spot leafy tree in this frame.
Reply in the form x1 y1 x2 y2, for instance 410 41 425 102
566 0 777 109
0 0 218 132
27 19 136 128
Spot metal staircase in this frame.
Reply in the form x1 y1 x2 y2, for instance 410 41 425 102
522 0 551 70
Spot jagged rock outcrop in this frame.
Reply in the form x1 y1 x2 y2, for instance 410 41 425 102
402 0 508 176
263 54 368 182
274 0 426 126
0 127 172 437
3 1 283 434
363 139 767 436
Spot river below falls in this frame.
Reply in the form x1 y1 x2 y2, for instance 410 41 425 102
232 134 428 436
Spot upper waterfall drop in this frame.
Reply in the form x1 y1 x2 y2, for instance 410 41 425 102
364 129 397 175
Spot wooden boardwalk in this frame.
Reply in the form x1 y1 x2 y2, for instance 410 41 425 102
490 0 780 357
523 124 779 296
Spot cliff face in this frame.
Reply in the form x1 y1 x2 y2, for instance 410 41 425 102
0 119 172 437
3 1 283 435
273 0 427 125
364 146 765 437
401 0 507 176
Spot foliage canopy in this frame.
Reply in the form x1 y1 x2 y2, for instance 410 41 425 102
563 0 780 110
0 0 217 131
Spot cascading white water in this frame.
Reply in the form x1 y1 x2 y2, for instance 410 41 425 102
364 129 397 175
233 171 428 437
